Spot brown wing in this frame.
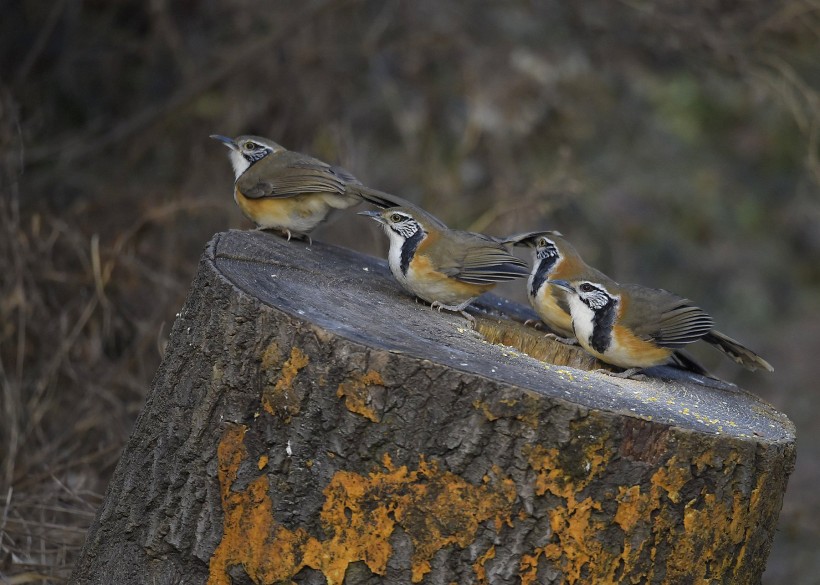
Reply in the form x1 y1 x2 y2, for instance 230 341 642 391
238 151 356 199
619 284 714 349
433 230 529 285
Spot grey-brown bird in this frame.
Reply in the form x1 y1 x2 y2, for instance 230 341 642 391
550 278 774 374
360 207 529 320
502 231 615 340
211 134 407 239
504 231 709 374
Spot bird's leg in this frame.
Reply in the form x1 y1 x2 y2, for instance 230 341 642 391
257 226 300 242
523 320 577 345
594 367 646 379
459 310 476 324
544 333 578 345
271 228 312 244
430 300 476 325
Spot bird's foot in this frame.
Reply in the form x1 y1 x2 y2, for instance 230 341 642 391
594 367 646 380
459 310 476 324
430 301 476 325
545 333 578 345
258 227 312 244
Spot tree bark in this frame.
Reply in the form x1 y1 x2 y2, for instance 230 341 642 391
70 230 795 585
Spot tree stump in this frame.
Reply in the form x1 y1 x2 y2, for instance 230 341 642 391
70 230 795 585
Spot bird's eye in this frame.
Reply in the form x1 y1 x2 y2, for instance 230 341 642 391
580 283 595 293
389 213 403 222
244 142 257 150
538 238 547 247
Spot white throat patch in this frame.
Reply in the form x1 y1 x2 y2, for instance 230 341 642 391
229 149 252 179
567 294 597 345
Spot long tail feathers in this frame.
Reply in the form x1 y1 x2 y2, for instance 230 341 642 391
669 350 711 377
349 184 415 210
703 330 774 372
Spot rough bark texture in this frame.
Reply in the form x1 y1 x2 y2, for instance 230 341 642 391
70 230 795 585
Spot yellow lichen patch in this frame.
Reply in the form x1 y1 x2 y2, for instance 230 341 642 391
336 369 384 422
209 424 315 585
473 545 496 583
473 399 499 421
660 469 771 583
260 340 280 370
521 433 621 583
526 433 609 500
523 432 780 585
519 426 773 584
261 346 309 419
472 394 542 429
543 496 603 582
613 485 643 533
650 456 689 504
208 428 515 585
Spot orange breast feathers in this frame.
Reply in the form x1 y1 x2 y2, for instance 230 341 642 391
405 253 491 305
532 286 573 336
533 257 577 336
234 188 334 230
607 324 673 369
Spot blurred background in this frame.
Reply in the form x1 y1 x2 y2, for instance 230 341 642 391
1 1 818 582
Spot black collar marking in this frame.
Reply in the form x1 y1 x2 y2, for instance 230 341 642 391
589 297 618 354
530 255 560 298
400 229 424 275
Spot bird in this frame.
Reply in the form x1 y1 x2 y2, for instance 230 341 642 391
359 206 529 321
502 231 615 341
548 278 774 375
210 134 408 239
503 231 710 374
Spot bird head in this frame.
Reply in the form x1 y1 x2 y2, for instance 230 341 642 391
210 134 284 179
358 207 430 243
550 280 618 311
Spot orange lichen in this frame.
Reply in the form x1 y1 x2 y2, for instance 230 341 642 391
650 455 689 504
613 485 643 533
521 433 614 584
208 428 515 585
336 370 383 422
261 346 309 418
260 341 280 370
209 424 309 585
472 399 499 421
256 454 268 470
520 429 777 584
210 415 779 584
473 545 496 583
471 394 542 428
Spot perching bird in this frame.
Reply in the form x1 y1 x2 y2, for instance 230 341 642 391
503 231 709 374
360 206 529 320
549 279 774 374
502 230 615 340
211 134 408 239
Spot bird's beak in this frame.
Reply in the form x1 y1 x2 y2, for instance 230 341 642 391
358 210 386 224
548 279 574 293
210 134 238 150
